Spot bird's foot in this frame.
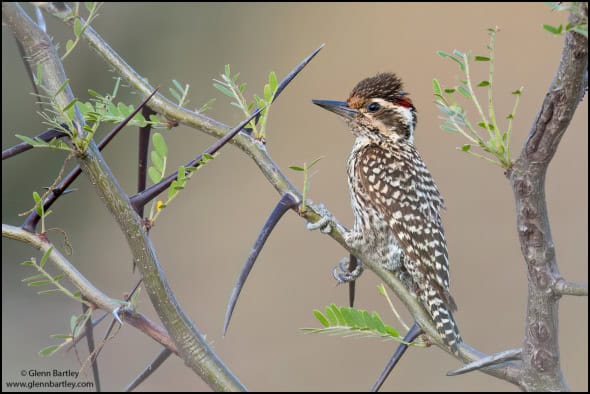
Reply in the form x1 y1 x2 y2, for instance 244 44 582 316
333 256 364 283
306 203 336 234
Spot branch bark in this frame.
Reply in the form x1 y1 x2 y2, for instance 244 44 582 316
2 3 245 391
507 4 588 391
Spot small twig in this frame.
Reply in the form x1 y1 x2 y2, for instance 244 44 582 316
554 278 588 296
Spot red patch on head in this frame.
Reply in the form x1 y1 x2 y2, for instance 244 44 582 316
396 97 413 108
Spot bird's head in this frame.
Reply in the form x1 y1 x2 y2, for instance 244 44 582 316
313 72 417 143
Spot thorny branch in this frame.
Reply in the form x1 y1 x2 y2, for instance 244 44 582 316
3 2 586 391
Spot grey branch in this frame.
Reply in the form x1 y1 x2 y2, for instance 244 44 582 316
2 3 245 391
554 278 588 296
507 3 588 391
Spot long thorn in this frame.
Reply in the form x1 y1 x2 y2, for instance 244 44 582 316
130 106 263 211
348 254 358 307
82 302 101 392
223 193 298 335
371 322 422 392
447 348 522 376
124 348 173 392
246 43 325 131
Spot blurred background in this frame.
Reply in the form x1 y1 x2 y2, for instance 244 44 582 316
2 3 587 391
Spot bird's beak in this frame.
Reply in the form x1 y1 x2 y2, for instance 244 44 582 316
312 99 358 120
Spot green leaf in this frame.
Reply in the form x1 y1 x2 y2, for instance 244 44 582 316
168 181 179 200
432 79 442 97
436 50 452 58
85 2 95 12
172 79 184 94
269 71 278 93
87 89 101 98
213 82 234 98
224 64 231 78
457 86 472 99
40 246 52 269
50 334 73 339
309 156 324 168
313 310 329 327
330 304 345 325
62 98 78 113
570 23 588 38
324 306 337 325
440 124 459 133
384 325 400 338
289 166 304 171
28 280 52 287
477 80 490 87
461 144 471 152
478 122 495 131
148 167 162 184
543 24 563 35
177 166 186 182
21 260 35 266
65 40 74 53
371 312 386 334
506 114 514 120
348 308 365 327
53 79 70 98
339 307 353 326
202 152 215 161
33 191 42 204
475 56 490 61
453 49 464 58
444 88 456 94
511 88 523 95
444 54 465 71
51 273 65 282
74 18 83 37
169 87 181 103
16 135 39 147
150 151 164 172
39 345 60 357
152 132 167 158
264 84 272 102
22 274 47 282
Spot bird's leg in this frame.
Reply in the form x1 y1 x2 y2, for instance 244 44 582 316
306 204 365 287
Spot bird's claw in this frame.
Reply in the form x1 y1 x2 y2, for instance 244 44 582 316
333 256 363 283
306 204 335 234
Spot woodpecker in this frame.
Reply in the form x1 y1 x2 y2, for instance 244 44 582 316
310 72 461 354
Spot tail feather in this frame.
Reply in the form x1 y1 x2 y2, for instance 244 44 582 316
423 286 461 354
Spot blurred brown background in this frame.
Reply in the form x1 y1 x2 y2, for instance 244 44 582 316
2 3 587 392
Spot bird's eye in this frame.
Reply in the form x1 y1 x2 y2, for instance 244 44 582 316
367 102 381 112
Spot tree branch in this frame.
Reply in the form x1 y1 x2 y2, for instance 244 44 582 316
38 2 531 387
3 3 245 391
507 4 588 391
554 278 588 296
